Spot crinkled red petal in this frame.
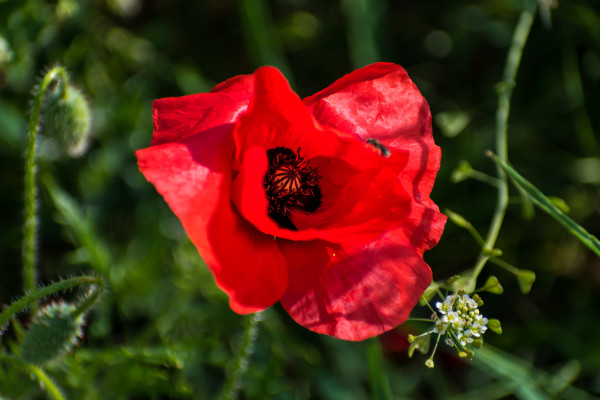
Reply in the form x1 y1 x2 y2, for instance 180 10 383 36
280 230 432 341
304 62 446 254
231 66 411 244
151 74 253 146
136 128 287 314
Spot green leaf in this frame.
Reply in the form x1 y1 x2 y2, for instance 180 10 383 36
488 151 600 257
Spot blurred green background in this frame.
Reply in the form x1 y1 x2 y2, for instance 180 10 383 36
1 0 600 398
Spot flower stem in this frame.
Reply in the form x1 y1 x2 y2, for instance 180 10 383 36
219 313 260 400
472 1 537 283
22 65 69 294
28 365 66 400
73 283 105 319
407 318 436 323
0 275 103 331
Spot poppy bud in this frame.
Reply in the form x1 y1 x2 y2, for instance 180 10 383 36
20 302 85 365
44 82 92 158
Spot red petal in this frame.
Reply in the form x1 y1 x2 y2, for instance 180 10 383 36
151 75 253 146
231 66 410 244
232 151 412 245
136 129 287 313
280 231 432 341
304 62 446 253
233 66 380 169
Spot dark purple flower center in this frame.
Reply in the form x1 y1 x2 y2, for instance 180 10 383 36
264 147 321 229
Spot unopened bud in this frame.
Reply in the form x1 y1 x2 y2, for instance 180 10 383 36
44 82 92 157
20 302 85 365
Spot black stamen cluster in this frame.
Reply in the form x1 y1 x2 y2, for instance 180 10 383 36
264 147 321 229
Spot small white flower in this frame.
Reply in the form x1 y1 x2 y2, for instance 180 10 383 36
467 297 478 309
433 319 447 335
432 292 491 351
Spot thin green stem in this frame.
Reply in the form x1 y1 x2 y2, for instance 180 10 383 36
0 275 104 330
488 257 520 275
467 169 503 188
407 318 436 323
73 284 105 319
23 65 69 294
219 313 260 400
28 365 66 400
429 333 442 358
472 2 537 284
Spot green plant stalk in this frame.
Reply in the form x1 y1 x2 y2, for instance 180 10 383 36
73 284 104 318
367 338 393 400
0 275 103 330
467 169 503 188
219 313 260 400
488 256 520 274
489 152 600 257
23 65 69 294
28 365 66 400
471 2 537 284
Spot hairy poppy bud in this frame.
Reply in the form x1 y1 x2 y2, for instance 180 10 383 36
20 302 85 365
44 82 92 158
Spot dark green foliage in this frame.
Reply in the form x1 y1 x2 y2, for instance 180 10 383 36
2 0 600 399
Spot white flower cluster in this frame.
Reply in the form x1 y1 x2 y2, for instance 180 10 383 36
433 293 488 347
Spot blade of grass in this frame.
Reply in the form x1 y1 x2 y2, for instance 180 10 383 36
367 338 393 400
488 151 600 257
341 0 382 68
474 345 594 400
239 0 292 81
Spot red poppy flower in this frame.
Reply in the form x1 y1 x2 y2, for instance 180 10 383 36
136 62 446 341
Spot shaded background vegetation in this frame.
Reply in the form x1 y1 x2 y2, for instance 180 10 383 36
1 0 600 398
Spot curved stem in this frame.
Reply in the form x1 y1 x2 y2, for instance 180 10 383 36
72 284 105 319
0 275 103 330
219 313 260 400
28 365 66 400
472 2 537 282
22 65 70 294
